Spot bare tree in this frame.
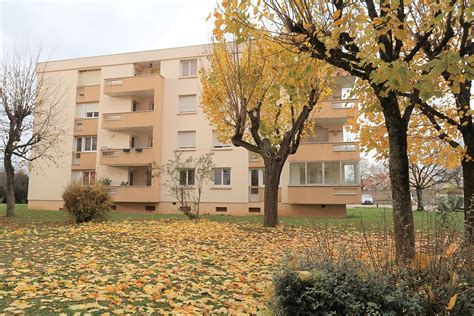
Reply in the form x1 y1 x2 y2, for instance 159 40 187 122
154 152 214 220
409 163 454 211
0 47 65 217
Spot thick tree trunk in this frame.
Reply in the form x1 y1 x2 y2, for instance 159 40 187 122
382 97 415 261
263 161 282 227
4 154 16 217
415 187 424 211
461 138 474 244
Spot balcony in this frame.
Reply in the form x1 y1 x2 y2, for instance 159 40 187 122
74 118 98 136
317 99 357 119
100 147 154 166
289 142 359 162
76 85 100 103
248 186 281 203
71 152 96 170
287 186 361 204
102 111 155 131
103 74 163 97
108 185 159 203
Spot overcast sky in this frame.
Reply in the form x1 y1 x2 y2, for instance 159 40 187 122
1 0 216 62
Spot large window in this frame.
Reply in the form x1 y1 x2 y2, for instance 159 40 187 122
179 169 195 186
178 95 197 113
177 131 196 149
290 161 359 185
180 59 197 77
214 168 231 186
75 136 97 152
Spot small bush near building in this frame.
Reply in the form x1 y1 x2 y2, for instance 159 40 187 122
62 184 112 223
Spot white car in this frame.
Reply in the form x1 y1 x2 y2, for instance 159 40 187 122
362 194 374 205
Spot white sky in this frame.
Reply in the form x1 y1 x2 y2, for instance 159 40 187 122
1 0 216 61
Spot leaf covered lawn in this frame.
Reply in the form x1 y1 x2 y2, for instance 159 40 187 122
0 219 318 314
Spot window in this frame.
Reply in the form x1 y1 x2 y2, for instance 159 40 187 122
216 207 227 212
178 131 196 149
214 168 231 186
75 136 97 152
145 205 156 211
307 162 323 184
290 163 306 185
289 161 360 185
82 171 96 185
78 69 101 86
249 207 261 213
178 95 197 113
85 111 99 118
304 127 329 143
324 162 341 184
180 59 198 77
212 131 231 148
75 103 99 119
342 162 359 184
179 169 195 186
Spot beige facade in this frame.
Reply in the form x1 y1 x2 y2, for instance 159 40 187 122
28 44 361 217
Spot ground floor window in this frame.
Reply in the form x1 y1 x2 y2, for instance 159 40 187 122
290 161 359 185
82 170 96 186
213 168 231 186
179 169 195 186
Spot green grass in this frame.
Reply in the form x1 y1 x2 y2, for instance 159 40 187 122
0 204 464 232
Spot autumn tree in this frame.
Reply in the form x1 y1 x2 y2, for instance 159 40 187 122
0 48 64 217
211 0 471 259
200 39 330 227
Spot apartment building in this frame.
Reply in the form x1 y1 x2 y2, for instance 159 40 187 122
28 44 361 217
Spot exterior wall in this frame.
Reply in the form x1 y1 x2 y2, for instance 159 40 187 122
28 44 360 217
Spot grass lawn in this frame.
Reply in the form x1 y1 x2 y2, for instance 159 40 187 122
0 204 464 232
0 204 464 314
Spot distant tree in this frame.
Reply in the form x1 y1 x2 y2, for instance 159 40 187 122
0 186 5 203
154 152 214 220
0 47 65 217
200 39 330 227
13 170 29 204
361 159 391 207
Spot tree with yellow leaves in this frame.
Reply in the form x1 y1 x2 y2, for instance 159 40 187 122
200 39 330 227
211 0 473 259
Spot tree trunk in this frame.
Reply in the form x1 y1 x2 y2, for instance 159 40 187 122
382 96 415 261
4 154 16 217
416 187 424 211
461 138 474 244
263 161 282 227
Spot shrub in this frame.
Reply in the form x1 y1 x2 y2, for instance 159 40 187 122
271 259 424 315
271 256 473 315
62 183 112 223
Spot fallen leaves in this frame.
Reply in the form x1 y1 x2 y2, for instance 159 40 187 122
0 219 325 314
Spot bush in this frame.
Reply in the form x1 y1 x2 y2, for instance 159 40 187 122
62 183 112 223
271 260 424 315
271 257 473 315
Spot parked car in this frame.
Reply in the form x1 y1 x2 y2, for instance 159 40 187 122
362 194 374 205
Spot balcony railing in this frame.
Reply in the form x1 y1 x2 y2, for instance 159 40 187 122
102 111 154 130
71 151 96 170
289 142 359 161
317 99 357 118
103 74 163 96
107 185 159 203
287 186 361 204
76 85 100 103
74 118 98 136
100 147 154 166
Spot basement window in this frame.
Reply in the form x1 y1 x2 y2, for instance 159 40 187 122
145 205 156 211
249 207 261 213
216 207 227 213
